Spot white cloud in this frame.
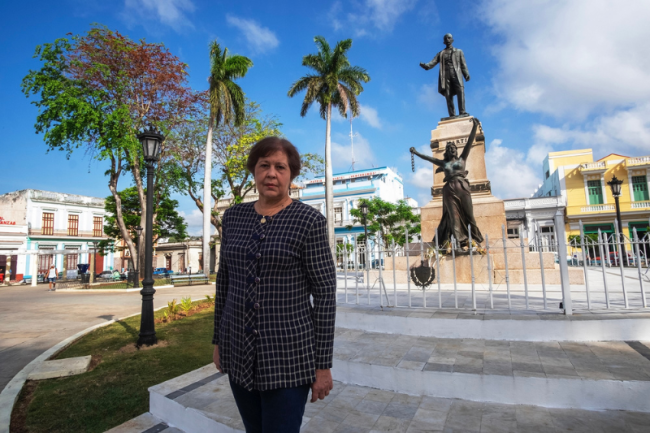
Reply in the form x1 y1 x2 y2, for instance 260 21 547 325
533 103 650 157
485 139 542 199
226 15 279 54
329 0 417 36
482 0 650 119
179 209 204 236
417 84 438 111
359 104 382 129
409 166 433 190
123 0 195 32
331 133 376 171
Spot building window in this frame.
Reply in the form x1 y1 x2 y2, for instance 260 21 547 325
93 216 103 237
68 214 79 236
42 212 54 235
632 176 649 201
545 170 550 179
507 227 519 238
587 180 603 205
540 226 554 233
334 206 343 224
66 252 78 270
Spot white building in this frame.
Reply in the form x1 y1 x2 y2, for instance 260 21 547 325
300 167 413 251
503 196 566 251
0 189 113 281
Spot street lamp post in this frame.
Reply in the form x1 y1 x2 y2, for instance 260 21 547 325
607 175 624 241
137 124 163 347
134 226 143 288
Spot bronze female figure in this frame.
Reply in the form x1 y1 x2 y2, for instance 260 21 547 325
410 118 483 250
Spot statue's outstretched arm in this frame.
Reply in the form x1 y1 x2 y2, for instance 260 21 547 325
420 53 440 70
460 118 481 161
410 147 444 166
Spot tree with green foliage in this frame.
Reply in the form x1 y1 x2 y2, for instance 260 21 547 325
348 197 421 246
101 187 187 269
288 36 370 250
21 25 198 266
167 99 323 239
201 40 253 271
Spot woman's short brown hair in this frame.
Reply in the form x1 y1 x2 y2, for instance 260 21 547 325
247 137 301 180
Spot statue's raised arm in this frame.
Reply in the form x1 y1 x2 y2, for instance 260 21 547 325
459 118 481 162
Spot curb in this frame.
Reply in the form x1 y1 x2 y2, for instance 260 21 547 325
0 307 166 433
56 284 176 292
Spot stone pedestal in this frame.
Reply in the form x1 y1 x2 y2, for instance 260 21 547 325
420 116 506 244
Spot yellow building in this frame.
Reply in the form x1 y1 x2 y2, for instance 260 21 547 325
534 149 650 244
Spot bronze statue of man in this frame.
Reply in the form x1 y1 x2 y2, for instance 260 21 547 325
420 33 470 119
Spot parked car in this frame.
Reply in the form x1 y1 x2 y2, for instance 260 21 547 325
608 251 635 267
153 267 173 276
96 270 124 281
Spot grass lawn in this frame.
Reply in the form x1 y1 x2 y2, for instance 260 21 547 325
13 300 215 433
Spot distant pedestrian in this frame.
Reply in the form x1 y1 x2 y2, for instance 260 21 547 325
47 265 58 291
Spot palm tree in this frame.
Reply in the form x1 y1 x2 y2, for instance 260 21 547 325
202 41 252 273
288 36 370 250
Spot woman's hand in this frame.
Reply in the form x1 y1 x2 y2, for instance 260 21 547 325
213 345 223 373
310 369 333 403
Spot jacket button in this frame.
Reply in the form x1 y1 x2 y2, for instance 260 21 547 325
254 302 260 309
255 277 260 283
260 234 266 240
256 253 261 259
253 329 258 336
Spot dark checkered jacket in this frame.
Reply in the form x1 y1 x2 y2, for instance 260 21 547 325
212 200 337 391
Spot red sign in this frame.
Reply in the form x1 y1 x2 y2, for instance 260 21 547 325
0 217 15 225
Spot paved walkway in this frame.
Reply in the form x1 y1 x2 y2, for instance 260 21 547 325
112 369 650 433
0 283 217 392
334 329 650 381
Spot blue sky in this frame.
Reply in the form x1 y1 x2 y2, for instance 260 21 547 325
2 0 650 234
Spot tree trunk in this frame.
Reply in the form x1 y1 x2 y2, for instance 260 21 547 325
325 103 335 254
202 117 214 274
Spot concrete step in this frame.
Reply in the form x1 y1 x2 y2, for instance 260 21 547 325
145 364 650 433
335 304 650 342
332 326 650 412
105 412 184 433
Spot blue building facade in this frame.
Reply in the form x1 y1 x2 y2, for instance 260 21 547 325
300 167 406 248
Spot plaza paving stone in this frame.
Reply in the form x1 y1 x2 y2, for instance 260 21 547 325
333 328 650 380
113 375 650 432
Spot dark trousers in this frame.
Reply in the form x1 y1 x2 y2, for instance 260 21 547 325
444 72 466 117
229 376 310 433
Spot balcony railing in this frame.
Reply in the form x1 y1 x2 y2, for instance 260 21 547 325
627 156 650 168
580 204 614 212
631 201 650 209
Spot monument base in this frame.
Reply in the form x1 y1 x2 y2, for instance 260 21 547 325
420 194 506 245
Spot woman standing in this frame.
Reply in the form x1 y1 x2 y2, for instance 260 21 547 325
47 264 58 291
410 117 483 250
213 137 337 432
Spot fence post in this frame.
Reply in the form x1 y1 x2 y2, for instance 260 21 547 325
536 224 547 310
615 219 629 309
451 235 458 309
486 234 494 309
469 224 476 311
502 225 511 309
598 230 610 309
405 227 411 308
554 211 572 315
579 220 591 309
436 228 441 308
633 228 647 308
31 252 38 287
519 228 529 309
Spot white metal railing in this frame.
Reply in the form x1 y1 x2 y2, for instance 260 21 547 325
580 161 606 170
632 201 650 209
627 156 650 166
581 204 614 212
334 222 650 314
